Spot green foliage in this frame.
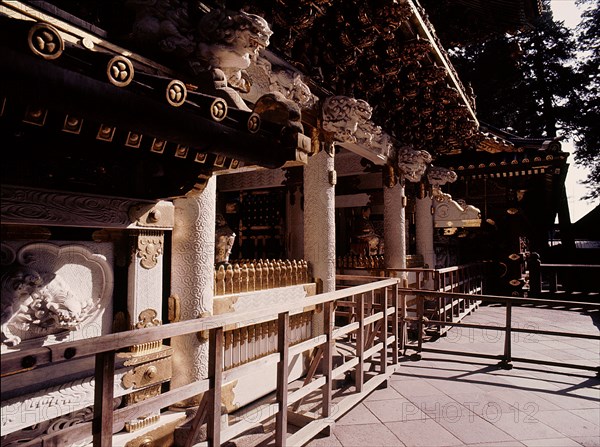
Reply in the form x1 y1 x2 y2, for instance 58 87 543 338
573 0 600 200
449 0 599 200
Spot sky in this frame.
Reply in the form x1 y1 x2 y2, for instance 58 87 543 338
550 0 599 222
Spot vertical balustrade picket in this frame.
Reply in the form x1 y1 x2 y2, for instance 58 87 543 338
276 312 290 446
93 351 115 447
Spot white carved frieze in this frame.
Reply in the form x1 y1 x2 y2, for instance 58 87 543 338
397 145 433 182
1 367 129 435
322 96 391 165
0 186 153 229
1 243 113 348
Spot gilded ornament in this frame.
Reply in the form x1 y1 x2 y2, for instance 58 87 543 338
137 231 163 269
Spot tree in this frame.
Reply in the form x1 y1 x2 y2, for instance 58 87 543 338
572 0 600 200
450 2 580 140
449 0 599 201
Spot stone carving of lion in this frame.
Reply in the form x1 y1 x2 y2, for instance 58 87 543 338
428 166 458 187
1 267 55 347
1 267 97 347
397 146 433 182
322 96 373 144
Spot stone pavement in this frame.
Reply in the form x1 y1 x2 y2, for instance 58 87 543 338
306 304 600 447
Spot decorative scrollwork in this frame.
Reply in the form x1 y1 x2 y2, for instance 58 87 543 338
135 309 161 329
247 113 260 133
27 23 64 60
210 98 228 121
166 80 187 107
137 231 163 270
107 56 134 87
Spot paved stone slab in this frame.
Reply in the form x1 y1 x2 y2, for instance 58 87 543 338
571 408 600 426
365 398 431 422
570 436 600 447
522 438 581 446
391 379 445 397
385 419 463 447
333 422 404 446
364 386 404 402
490 412 565 440
433 407 516 445
301 305 599 447
336 402 381 426
532 410 600 438
304 432 343 447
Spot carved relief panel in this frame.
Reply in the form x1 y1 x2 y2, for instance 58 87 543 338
1 241 113 349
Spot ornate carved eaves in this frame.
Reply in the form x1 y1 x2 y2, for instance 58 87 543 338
1 186 172 230
322 96 391 166
244 56 318 110
196 9 273 94
433 190 481 228
397 146 433 183
427 166 458 188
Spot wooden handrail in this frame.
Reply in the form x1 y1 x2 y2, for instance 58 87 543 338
404 289 600 374
540 264 600 269
2 279 399 375
2 278 402 447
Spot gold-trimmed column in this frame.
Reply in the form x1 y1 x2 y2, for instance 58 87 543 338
123 202 174 432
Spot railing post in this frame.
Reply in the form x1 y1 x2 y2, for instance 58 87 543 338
549 267 558 293
323 301 334 421
208 327 223 446
500 301 513 370
93 350 115 447
276 312 290 446
392 283 400 364
356 293 365 392
379 287 388 375
528 252 541 297
415 294 424 360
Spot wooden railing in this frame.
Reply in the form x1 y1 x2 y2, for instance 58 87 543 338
402 289 600 374
1 279 401 447
527 255 600 297
337 263 485 337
